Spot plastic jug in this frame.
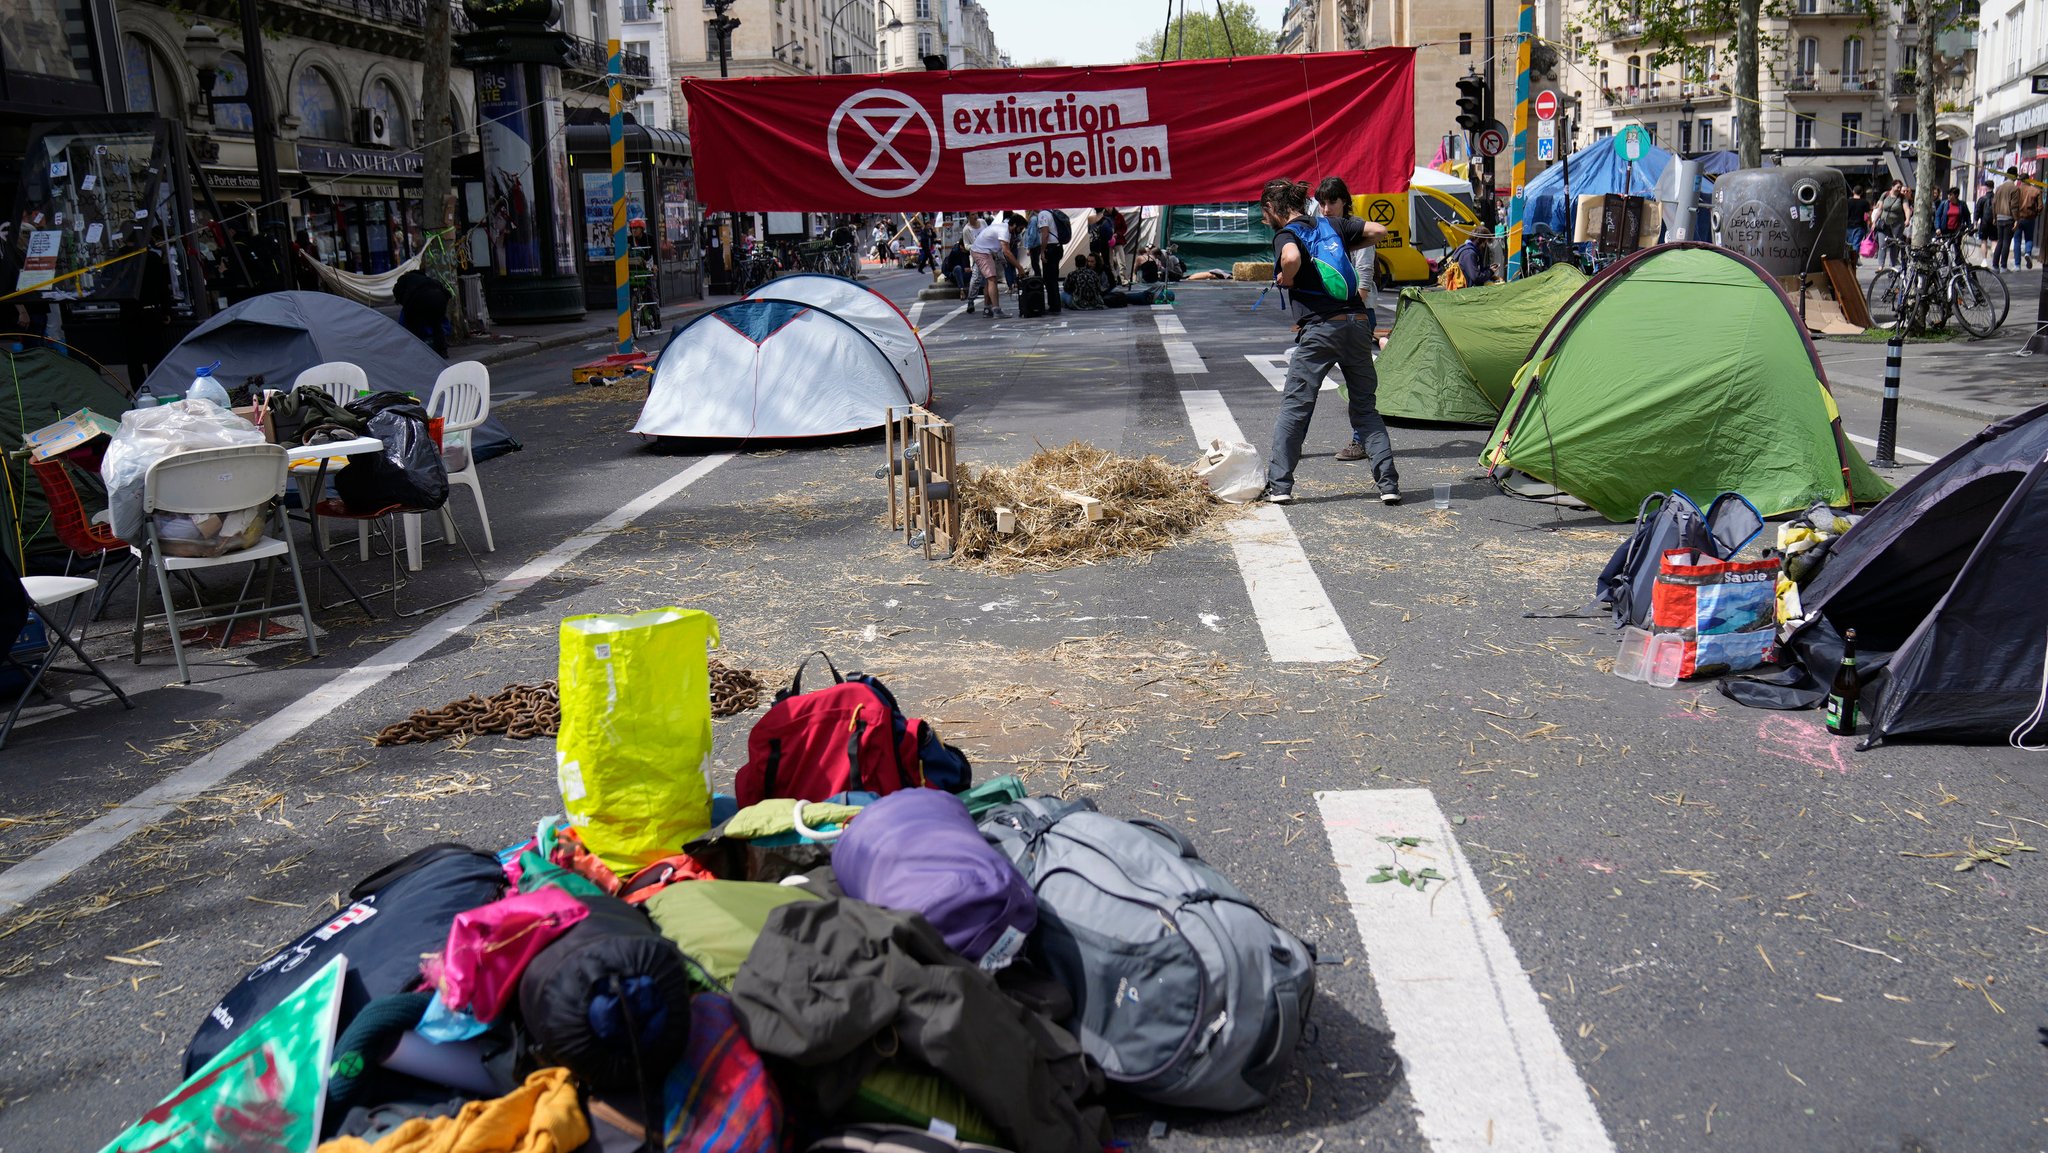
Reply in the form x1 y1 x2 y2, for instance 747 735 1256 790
188 360 230 408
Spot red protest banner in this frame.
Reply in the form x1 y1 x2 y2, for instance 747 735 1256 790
682 50 1415 212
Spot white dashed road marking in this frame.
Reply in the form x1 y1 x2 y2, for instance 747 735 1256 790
1246 351 1334 392
1156 310 1207 374
1318 788 1617 1153
1843 432 1939 464
1178 390 1357 662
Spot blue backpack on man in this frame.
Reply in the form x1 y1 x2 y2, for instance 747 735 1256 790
1283 216 1359 301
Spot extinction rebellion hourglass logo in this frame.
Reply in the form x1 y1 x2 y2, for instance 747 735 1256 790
826 86 1172 198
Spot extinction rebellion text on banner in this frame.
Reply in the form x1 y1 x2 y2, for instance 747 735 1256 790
681 51 1416 212
944 90 1170 185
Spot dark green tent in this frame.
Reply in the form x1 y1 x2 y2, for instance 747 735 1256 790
1483 244 1891 521
1375 265 1587 425
3 345 131 568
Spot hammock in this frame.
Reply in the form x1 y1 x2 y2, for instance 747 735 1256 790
304 249 428 305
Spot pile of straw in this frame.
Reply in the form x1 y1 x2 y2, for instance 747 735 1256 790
954 442 1225 571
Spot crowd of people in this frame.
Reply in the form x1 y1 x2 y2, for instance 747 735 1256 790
1851 167 2040 271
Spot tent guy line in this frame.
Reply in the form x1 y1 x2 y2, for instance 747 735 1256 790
1318 788 1617 1153
0 454 733 914
1178 389 1358 663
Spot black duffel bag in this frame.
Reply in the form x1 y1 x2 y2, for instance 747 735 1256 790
334 391 449 513
184 843 506 1076
516 892 694 1090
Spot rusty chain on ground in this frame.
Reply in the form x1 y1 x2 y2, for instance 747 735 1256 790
372 660 765 746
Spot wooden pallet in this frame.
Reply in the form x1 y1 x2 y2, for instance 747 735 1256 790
882 405 960 560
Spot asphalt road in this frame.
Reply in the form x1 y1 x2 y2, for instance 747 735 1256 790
3 268 2045 1153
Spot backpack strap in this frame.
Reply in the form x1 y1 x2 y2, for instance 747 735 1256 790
784 650 843 697
844 707 867 793
1129 817 1199 859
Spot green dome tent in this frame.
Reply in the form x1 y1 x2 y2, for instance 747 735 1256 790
1375 264 1586 425
1482 244 1891 521
3 345 130 569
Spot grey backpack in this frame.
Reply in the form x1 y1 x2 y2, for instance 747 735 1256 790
978 797 1315 1112
1594 489 1763 628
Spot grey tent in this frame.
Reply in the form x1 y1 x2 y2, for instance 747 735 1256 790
144 291 519 461
1754 402 2048 747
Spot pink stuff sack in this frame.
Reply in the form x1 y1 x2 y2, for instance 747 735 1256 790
439 887 589 1022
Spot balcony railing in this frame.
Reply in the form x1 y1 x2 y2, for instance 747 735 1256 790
1786 70 1878 93
1607 80 1728 108
1789 0 1864 14
300 0 474 34
563 35 652 81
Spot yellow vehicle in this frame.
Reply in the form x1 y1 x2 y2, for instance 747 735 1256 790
1354 166 1482 286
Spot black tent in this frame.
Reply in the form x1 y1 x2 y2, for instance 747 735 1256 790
1789 401 2048 747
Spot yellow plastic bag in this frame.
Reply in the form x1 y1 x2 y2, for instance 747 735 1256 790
556 608 719 874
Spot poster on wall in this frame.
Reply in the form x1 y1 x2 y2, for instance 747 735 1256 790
477 64 539 275
540 69 580 277
581 171 649 261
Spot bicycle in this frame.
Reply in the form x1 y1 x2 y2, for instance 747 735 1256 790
1867 238 2010 337
731 251 778 296
629 263 660 338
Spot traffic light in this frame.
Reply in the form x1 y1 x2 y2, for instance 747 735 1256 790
1455 74 1486 134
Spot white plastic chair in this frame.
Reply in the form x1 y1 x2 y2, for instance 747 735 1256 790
290 362 371 556
129 444 318 684
2 567 133 750
293 361 368 404
425 361 495 552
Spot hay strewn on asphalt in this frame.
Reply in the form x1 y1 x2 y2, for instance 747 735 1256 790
953 442 1228 572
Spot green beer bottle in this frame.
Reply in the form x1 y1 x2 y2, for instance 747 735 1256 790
1824 629 1859 736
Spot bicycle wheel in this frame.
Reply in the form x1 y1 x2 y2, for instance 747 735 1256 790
1865 268 1903 327
1949 268 2008 337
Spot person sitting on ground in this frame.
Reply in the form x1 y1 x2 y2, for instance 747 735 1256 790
1183 267 1231 281
941 240 972 297
1064 264 1105 309
1160 245 1186 281
1135 246 1166 283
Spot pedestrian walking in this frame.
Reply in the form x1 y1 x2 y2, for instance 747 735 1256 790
969 212 1023 318
1973 178 1999 265
1088 208 1115 282
1845 184 1869 267
2016 175 2041 270
1991 167 2021 271
1876 182 1909 270
1314 177 1392 467
1257 178 1399 506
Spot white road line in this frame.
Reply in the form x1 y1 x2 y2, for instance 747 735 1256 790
0 454 734 913
918 303 969 337
1318 788 1616 1153
1843 432 1939 464
1178 391 1358 662
1155 311 1207 374
907 301 925 328
1245 351 1334 392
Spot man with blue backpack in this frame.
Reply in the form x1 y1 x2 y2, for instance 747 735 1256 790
1259 178 1400 505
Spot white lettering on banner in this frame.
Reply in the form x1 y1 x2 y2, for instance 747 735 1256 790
962 125 1172 185
940 89 1149 147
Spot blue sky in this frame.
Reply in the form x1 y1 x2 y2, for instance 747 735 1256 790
988 0 1292 67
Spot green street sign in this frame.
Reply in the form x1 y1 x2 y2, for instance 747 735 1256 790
1614 125 1650 163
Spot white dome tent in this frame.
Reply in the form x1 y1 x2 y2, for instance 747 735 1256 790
742 273 932 404
633 299 919 440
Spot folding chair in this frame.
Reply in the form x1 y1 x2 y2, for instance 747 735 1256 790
130 444 319 683
30 456 136 618
425 361 495 552
2 550 132 751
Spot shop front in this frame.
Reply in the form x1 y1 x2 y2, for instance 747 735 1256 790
295 143 426 275
563 121 699 312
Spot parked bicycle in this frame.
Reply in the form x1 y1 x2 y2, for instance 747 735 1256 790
1866 237 2010 337
731 251 780 296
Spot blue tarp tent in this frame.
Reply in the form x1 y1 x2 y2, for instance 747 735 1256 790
1695 150 1745 177
1523 138 1674 237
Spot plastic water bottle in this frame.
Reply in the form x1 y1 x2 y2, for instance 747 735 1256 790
188 360 230 408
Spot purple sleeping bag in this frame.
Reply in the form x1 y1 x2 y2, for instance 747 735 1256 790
833 789 1037 966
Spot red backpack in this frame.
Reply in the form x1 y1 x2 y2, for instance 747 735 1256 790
736 652 970 807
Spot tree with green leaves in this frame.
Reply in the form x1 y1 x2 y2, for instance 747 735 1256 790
1568 0 1770 168
1898 0 1976 335
1132 1 1275 62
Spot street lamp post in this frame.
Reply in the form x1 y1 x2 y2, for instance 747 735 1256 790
825 0 899 75
708 0 739 77
185 20 290 291
1680 96 1695 156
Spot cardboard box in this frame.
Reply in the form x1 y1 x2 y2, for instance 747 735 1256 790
24 409 123 461
230 403 277 443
